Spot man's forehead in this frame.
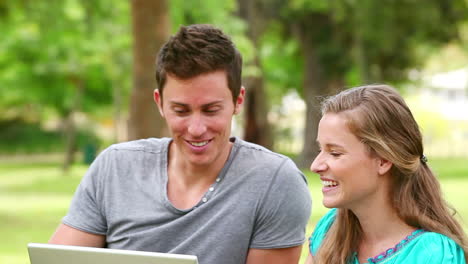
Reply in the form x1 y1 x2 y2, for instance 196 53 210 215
165 70 228 83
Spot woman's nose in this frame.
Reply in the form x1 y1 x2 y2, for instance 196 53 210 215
310 153 326 173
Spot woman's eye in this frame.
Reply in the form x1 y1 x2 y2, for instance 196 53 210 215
330 152 342 157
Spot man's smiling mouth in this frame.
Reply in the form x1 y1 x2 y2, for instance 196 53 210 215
189 141 209 147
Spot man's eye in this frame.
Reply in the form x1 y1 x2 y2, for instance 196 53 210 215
173 108 188 114
204 107 221 113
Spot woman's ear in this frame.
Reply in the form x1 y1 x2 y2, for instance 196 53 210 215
377 158 393 176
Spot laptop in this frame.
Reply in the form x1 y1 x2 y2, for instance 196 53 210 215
28 243 199 264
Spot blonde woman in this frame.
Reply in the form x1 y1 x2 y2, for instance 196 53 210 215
306 85 467 264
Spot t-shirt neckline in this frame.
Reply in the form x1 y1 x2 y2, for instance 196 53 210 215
159 137 240 214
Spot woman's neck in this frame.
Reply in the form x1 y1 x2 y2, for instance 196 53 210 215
353 202 416 263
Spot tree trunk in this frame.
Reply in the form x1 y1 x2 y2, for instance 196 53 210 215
243 71 272 148
297 40 326 169
128 0 170 140
237 0 273 149
113 79 125 142
295 19 344 169
353 0 371 84
62 112 77 173
354 29 371 84
62 76 84 173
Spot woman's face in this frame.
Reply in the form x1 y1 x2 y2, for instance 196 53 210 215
310 113 390 211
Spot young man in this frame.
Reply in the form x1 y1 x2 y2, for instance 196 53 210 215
49 24 311 264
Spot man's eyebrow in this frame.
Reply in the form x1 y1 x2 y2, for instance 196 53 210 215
168 100 224 107
201 101 223 107
168 101 188 107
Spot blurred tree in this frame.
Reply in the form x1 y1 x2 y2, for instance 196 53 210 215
2 0 466 171
128 0 170 140
272 0 468 167
237 0 273 149
0 0 131 171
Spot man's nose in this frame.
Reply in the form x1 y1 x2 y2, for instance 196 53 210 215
187 115 207 137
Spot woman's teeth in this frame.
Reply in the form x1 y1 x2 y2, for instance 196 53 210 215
322 180 338 187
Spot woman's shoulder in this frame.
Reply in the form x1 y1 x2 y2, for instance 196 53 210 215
309 209 338 255
406 231 466 263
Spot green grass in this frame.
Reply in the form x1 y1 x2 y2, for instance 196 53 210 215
428 157 468 180
0 157 466 264
0 160 86 264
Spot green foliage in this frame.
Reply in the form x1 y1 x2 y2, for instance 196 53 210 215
0 119 62 153
276 0 468 85
351 0 466 82
0 0 131 120
360 0 466 82
169 0 256 66
0 118 100 155
170 0 237 28
260 22 304 104
1 0 467 156
287 0 331 13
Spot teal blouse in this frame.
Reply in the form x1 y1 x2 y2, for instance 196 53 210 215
309 209 466 264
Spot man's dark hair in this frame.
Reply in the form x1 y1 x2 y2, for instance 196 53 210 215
155 24 243 103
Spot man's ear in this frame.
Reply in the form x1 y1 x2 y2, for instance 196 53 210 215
377 158 393 176
234 86 245 115
154 89 164 117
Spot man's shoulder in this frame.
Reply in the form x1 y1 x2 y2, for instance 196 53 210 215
232 138 304 180
106 137 171 155
234 137 291 162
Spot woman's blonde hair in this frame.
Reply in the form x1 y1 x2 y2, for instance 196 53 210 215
313 84 467 263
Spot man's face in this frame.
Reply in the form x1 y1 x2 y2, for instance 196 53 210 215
154 70 244 169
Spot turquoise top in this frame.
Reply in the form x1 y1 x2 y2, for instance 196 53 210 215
309 209 466 264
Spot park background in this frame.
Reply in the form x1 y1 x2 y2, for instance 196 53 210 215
1 1 467 263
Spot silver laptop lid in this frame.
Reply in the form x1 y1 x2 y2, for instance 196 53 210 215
28 243 199 264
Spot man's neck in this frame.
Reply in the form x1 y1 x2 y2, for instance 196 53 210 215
165 141 232 209
168 142 232 184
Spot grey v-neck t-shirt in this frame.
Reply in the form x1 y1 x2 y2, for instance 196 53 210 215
63 137 312 264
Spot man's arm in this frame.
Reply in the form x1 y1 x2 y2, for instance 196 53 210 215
245 246 302 264
49 223 106 247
